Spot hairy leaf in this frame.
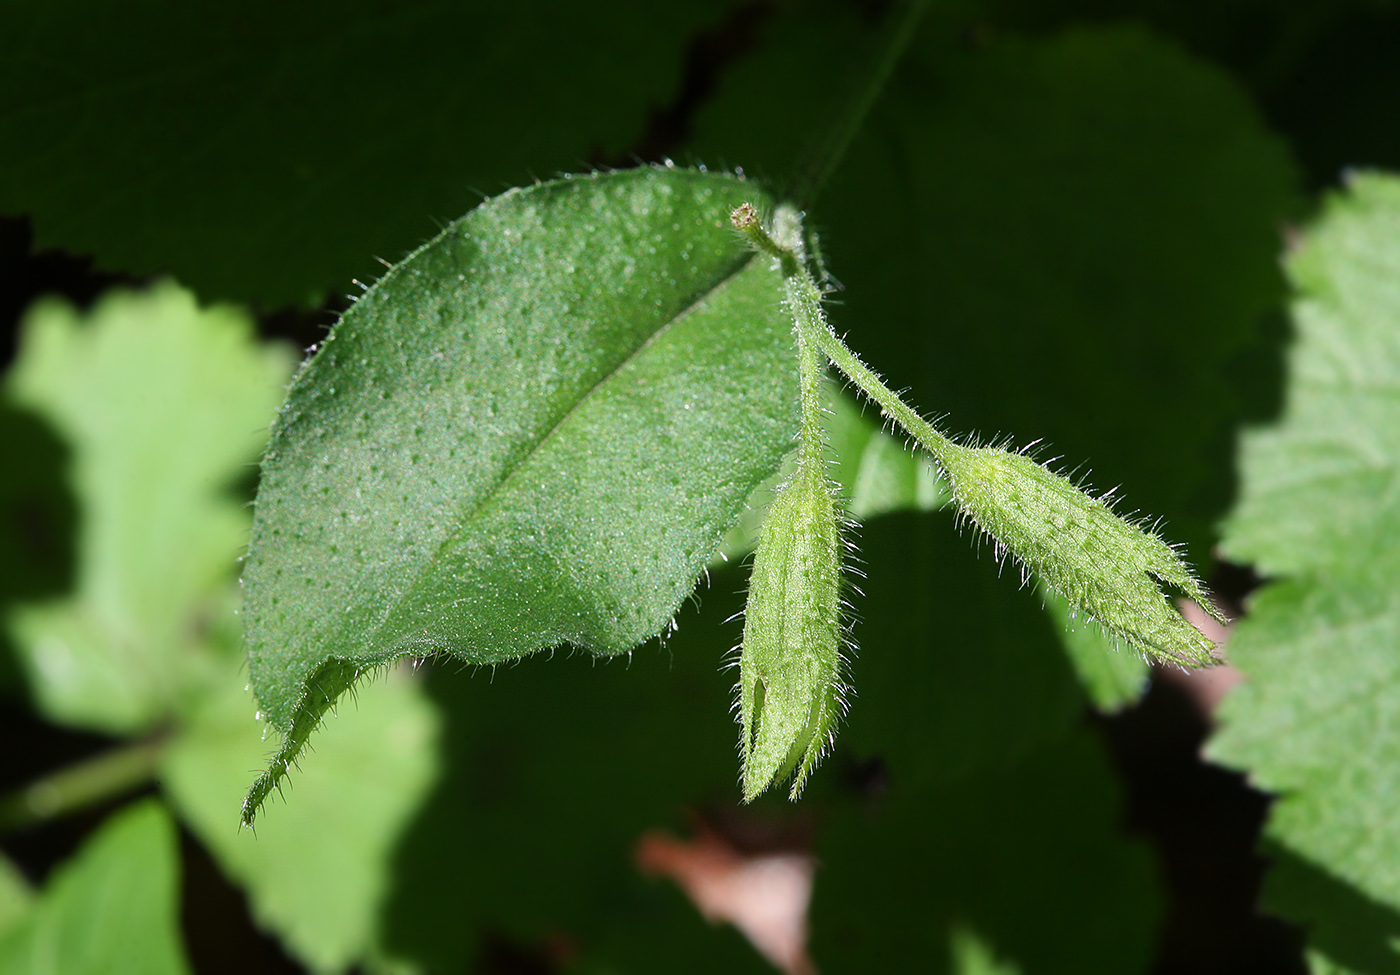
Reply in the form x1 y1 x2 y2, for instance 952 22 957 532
243 168 798 822
1208 172 1400 972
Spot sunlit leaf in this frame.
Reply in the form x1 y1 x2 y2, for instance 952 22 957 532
243 168 798 820
1209 172 1400 973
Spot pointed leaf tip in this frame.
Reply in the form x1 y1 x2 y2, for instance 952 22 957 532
241 168 800 810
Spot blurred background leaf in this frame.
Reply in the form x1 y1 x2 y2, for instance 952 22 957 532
0 799 189 975
1208 173 1400 973
163 662 438 973
3 283 292 733
809 513 1161 973
0 852 32 942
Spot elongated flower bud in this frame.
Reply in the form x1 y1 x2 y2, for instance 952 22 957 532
940 444 1225 665
739 462 848 801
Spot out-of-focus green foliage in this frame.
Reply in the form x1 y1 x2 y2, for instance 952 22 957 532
4 284 291 732
0 1 725 306
1209 173 1400 974
3 1 1398 972
0 801 188 974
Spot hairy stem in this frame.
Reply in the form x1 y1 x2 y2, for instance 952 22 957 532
733 201 1225 670
807 323 952 463
735 202 953 463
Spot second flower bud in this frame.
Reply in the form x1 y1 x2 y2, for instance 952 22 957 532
738 461 848 802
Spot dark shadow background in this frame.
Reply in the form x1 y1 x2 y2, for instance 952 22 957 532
7 0 1400 970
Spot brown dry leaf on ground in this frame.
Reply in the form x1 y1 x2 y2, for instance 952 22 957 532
1167 598 1241 716
636 827 816 975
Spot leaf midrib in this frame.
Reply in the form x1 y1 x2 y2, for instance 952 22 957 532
368 248 765 651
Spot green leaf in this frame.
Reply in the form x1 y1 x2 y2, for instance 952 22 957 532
3 283 293 733
243 168 798 821
824 382 947 522
0 800 190 975
1208 172 1400 972
376 578 762 973
948 924 1023 975
0 854 32 942
688 0 902 201
0 1 725 306
161 662 437 973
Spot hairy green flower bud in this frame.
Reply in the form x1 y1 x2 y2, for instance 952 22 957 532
738 462 848 802
940 444 1225 665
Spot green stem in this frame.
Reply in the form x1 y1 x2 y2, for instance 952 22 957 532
807 322 953 465
793 311 826 469
735 203 954 466
788 278 832 472
732 204 1226 671
736 203 832 470
790 0 931 206
0 735 166 834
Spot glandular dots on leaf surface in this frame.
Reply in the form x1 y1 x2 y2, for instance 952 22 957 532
239 168 1223 820
241 169 800 824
